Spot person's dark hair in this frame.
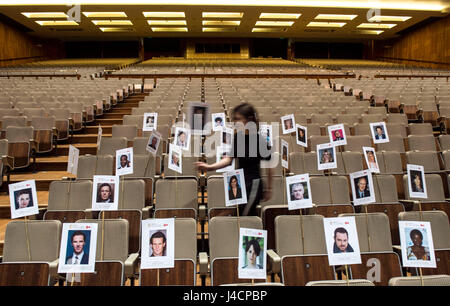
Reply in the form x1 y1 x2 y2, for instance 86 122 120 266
71 231 86 243
229 175 239 188
334 227 348 238
17 189 31 198
15 189 33 209
232 103 259 127
150 231 167 244
120 154 128 161
245 239 261 256
215 117 223 122
410 229 423 241
97 183 112 202
178 131 186 137
375 126 383 132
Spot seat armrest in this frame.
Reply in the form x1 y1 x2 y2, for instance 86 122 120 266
0 255 3 263
198 204 207 219
256 205 261 217
399 199 420 205
84 209 94 219
199 252 209 275
267 249 281 274
142 206 153 220
124 253 140 278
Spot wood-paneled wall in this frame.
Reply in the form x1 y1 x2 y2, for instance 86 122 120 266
185 38 249 59
0 19 62 67
374 15 449 69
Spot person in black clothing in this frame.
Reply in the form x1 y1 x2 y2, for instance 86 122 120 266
195 103 273 216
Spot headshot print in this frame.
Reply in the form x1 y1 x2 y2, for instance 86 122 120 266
149 230 167 257
14 188 34 210
228 175 242 200
366 150 378 170
118 154 130 169
406 228 431 261
146 116 155 127
333 227 354 254
290 182 308 201
242 237 264 269
96 183 114 203
354 176 370 199
410 170 425 193
176 130 188 148
284 119 293 130
214 116 223 127
332 129 344 141
297 128 305 143
148 136 159 150
320 149 334 164
171 151 180 167
374 125 386 140
66 230 90 265
223 131 232 145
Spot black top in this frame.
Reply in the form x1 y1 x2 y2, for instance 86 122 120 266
231 132 271 186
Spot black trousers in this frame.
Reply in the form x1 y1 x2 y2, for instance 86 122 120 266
239 178 264 216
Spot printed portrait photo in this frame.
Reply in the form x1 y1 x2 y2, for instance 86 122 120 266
407 164 428 199
399 221 436 268
9 180 39 219
14 188 34 210
238 228 267 280
328 124 347 146
223 169 248 206
363 147 380 173
149 229 167 257
143 113 158 131
146 132 161 155
174 127 191 151
370 122 390 144
92 176 119 211
241 236 264 270
286 174 313 210
350 170 375 206
65 230 91 265
319 148 334 165
289 181 309 201
281 114 295 134
296 124 307 147
212 113 225 131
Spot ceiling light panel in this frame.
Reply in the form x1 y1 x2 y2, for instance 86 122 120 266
151 27 188 32
315 14 357 20
202 12 243 18
252 27 287 32
92 20 133 25
202 20 240 26
143 12 185 18
22 12 68 18
100 27 134 32
83 12 127 17
259 13 301 19
147 20 187 25
202 27 237 32
368 16 412 22
356 30 384 35
35 20 79 26
357 23 397 29
255 21 294 26
307 22 346 27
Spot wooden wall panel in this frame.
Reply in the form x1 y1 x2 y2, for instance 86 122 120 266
0 19 61 67
185 38 249 59
374 15 450 69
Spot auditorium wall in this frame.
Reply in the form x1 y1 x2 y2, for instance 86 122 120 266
185 38 249 59
0 19 61 67
374 15 449 69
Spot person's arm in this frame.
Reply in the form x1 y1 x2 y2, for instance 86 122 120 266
263 167 273 201
195 157 233 172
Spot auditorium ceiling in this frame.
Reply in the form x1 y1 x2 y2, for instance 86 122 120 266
0 0 448 40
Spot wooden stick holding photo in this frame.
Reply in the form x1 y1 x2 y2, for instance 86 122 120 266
24 216 31 261
120 175 125 210
157 268 160 287
65 181 72 210
345 264 350 286
418 200 423 285
101 210 105 261
364 204 372 252
71 273 75 286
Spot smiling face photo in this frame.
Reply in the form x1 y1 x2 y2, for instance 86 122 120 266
14 188 33 210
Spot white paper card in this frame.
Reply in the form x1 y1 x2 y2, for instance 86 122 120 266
324 217 362 266
141 218 175 269
67 145 79 176
143 113 158 132
370 122 390 144
407 164 428 199
328 124 347 147
238 228 267 280
224 169 248 207
92 175 119 211
399 221 436 268
350 170 376 206
286 174 313 210
9 180 39 219
115 147 134 176
317 143 337 171
58 223 98 273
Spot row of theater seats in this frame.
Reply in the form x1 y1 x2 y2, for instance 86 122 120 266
2 211 448 286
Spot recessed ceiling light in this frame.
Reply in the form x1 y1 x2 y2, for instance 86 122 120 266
202 12 243 18
315 14 357 20
147 20 187 25
357 23 397 29
202 27 237 32
35 20 79 26
151 27 188 32
22 12 68 18
356 30 384 35
255 21 294 27
92 20 133 26
252 27 287 32
307 22 346 27
368 16 411 22
259 13 301 19
143 12 185 18
100 27 134 32
83 12 127 18
202 20 240 26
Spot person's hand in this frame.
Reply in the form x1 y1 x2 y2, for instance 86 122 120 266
194 162 211 172
262 189 272 202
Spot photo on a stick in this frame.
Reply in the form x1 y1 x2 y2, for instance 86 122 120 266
9 180 39 219
399 221 436 268
223 168 248 207
238 228 267 280
141 218 175 269
286 174 313 210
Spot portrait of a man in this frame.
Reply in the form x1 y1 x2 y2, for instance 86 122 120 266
333 227 354 253
150 231 167 257
290 182 308 201
118 154 130 169
66 231 89 265
96 183 113 203
355 176 370 199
